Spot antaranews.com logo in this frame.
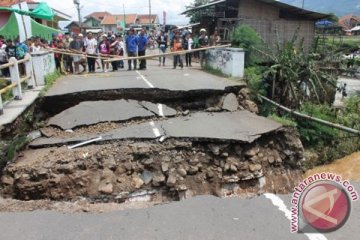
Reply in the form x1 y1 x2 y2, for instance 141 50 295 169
291 172 359 233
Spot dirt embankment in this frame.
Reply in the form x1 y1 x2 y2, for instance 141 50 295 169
1 128 304 202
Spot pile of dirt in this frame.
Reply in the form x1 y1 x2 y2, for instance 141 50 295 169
305 151 360 180
1 127 304 202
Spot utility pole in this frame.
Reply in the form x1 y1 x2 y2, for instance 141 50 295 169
123 3 126 30
302 0 305 9
148 0 152 29
74 0 82 33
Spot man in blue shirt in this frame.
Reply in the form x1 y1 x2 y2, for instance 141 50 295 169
125 28 138 70
137 28 149 70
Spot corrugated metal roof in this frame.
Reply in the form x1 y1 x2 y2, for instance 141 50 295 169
181 0 328 20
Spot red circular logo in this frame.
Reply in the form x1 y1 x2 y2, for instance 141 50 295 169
301 182 351 232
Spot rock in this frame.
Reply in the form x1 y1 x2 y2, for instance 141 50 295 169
103 157 116 170
222 93 239 112
208 144 221 155
166 174 177 187
140 170 153 184
161 162 169 172
177 167 187 177
189 158 199 165
124 162 133 171
245 147 260 157
234 145 243 157
176 184 188 191
143 158 154 165
230 164 238 172
132 175 144 189
98 183 113 194
221 152 229 158
1 176 14 185
182 110 190 116
249 164 262 172
239 88 251 100
206 170 214 179
223 175 240 183
243 100 259 113
205 107 222 112
188 166 199 174
268 156 275 164
152 172 165 186
224 163 230 172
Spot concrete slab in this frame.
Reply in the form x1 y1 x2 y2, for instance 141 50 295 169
222 93 239 112
47 100 176 130
45 65 244 97
0 86 43 126
31 111 282 148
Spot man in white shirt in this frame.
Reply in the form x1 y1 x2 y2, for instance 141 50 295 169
84 32 98 73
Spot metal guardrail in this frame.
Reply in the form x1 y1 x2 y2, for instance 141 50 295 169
0 53 35 115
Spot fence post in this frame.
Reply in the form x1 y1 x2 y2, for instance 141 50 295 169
0 95 3 115
9 57 22 100
24 53 35 89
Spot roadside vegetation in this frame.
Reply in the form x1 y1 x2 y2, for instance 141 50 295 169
231 24 360 168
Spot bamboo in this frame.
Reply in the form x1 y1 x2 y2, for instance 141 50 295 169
0 82 18 94
49 44 232 62
259 95 360 136
0 62 14 70
105 44 232 63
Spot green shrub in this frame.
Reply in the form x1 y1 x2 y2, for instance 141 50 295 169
231 24 263 66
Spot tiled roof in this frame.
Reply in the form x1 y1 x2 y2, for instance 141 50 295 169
0 0 36 7
84 11 111 21
136 14 158 24
339 14 360 30
101 14 137 25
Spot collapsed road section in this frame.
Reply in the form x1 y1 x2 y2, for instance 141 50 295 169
0 67 305 204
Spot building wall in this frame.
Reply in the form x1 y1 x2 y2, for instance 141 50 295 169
237 0 279 20
236 0 315 51
103 25 117 33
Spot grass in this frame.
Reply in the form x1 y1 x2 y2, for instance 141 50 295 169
40 70 61 96
203 64 230 78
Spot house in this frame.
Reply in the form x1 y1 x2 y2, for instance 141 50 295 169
135 14 160 29
0 0 71 29
0 0 65 40
83 11 110 28
65 21 93 35
182 0 328 51
85 11 160 33
338 14 360 35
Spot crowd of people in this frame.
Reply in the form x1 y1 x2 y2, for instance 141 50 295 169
0 27 221 76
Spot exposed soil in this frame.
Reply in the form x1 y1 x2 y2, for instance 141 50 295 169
305 151 360 180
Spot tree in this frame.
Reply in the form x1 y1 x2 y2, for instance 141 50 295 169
257 27 337 109
231 24 263 66
185 0 212 24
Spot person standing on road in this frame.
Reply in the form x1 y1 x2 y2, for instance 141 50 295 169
198 29 209 69
126 28 138 71
157 30 168 66
98 34 110 72
170 31 184 69
137 28 149 70
184 33 193 67
62 32 74 74
84 32 98 73
70 34 85 74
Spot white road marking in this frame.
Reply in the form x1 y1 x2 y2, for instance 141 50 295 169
157 104 164 117
136 70 154 88
264 193 328 240
149 121 161 137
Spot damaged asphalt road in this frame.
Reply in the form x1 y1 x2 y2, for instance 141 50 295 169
48 100 177 130
31 111 282 148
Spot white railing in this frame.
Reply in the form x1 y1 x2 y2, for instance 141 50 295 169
0 53 35 115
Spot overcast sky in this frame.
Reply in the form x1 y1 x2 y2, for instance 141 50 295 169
45 0 193 27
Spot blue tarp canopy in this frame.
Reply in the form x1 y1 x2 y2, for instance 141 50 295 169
315 20 333 27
